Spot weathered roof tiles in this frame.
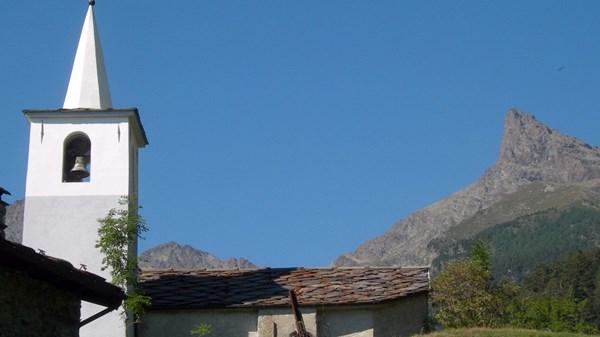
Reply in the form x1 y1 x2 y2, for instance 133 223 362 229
139 266 429 310
0 238 125 308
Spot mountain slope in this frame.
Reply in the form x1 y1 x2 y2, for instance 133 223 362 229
434 204 600 280
5 199 24 243
430 181 600 279
437 182 600 242
139 241 257 270
333 109 600 267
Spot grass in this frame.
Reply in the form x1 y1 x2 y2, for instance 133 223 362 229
414 328 599 337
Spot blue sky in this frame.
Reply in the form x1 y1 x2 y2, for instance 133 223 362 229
1 1 599 267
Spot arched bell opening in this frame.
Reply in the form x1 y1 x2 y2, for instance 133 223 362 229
63 132 91 183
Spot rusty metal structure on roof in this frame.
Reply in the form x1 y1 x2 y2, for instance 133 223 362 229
139 266 429 310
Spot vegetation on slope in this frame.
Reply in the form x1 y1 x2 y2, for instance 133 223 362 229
431 241 517 328
439 183 600 241
520 248 600 330
431 206 600 280
430 242 599 334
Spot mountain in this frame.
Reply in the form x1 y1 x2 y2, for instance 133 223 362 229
333 109 600 268
432 198 600 280
431 182 600 243
5 199 24 243
139 241 258 270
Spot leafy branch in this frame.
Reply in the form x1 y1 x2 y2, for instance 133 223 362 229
191 323 212 336
96 195 151 320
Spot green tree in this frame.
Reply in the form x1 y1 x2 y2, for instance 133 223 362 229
96 195 151 320
519 247 600 331
431 240 517 328
508 292 598 334
471 240 491 272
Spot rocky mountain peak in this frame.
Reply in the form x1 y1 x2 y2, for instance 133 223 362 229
5 199 24 243
499 109 551 165
139 241 257 270
498 109 600 184
333 109 600 268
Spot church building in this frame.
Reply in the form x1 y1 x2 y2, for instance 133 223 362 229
17 2 429 337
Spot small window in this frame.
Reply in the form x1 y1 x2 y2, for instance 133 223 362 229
63 133 91 183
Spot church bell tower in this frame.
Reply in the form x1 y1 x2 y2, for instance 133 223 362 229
21 2 148 336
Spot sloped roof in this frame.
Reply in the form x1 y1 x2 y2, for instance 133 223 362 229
0 239 125 308
139 267 429 310
63 3 112 109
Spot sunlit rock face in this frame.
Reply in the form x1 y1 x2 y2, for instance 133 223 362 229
333 109 600 268
139 241 257 270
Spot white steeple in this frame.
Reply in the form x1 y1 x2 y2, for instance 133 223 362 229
63 1 112 109
23 2 146 336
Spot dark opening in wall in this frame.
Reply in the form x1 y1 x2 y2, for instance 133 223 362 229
63 133 91 183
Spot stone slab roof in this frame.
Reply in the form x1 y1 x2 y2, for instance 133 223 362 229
0 238 125 308
139 267 429 310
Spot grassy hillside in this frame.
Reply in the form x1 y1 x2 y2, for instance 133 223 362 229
414 328 599 337
441 183 600 240
432 206 600 280
429 182 600 280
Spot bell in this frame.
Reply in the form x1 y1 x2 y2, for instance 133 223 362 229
69 156 90 180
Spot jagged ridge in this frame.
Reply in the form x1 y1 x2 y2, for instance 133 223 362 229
333 109 600 267
139 241 257 270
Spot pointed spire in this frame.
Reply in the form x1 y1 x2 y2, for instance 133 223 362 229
63 1 112 109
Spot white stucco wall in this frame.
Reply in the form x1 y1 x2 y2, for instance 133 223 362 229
317 294 428 337
22 109 146 337
22 112 136 280
318 306 374 337
22 195 127 337
138 308 318 337
138 295 428 337
372 295 428 337
22 195 120 272
138 309 259 337
24 116 131 197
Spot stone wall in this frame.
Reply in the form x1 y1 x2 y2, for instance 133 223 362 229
0 266 81 337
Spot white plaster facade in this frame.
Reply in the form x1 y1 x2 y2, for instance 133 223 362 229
138 294 428 337
22 110 145 266
22 112 141 198
318 296 428 337
21 109 146 337
139 308 318 337
21 3 147 337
